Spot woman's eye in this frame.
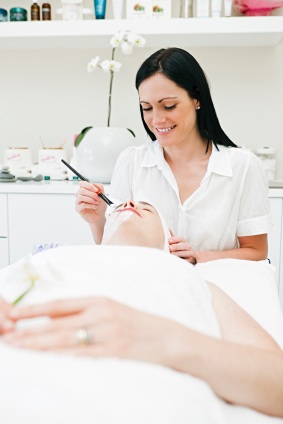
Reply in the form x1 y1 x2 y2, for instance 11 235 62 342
142 107 152 112
164 105 176 110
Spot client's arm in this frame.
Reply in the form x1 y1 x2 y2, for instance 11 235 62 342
0 297 13 333
3 290 283 417
171 282 283 417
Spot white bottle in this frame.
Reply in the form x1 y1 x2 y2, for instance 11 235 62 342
193 0 209 17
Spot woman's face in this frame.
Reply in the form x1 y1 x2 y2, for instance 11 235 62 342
102 199 165 249
138 73 200 148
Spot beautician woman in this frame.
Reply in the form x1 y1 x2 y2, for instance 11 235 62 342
75 47 270 264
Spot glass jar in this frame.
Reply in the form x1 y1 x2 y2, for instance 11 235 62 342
61 0 82 20
0 8 8 21
10 7 28 21
255 147 277 181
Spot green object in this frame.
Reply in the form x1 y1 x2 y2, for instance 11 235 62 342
74 126 93 148
44 175 50 180
0 8 8 21
10 7 28 21
75 126 135 149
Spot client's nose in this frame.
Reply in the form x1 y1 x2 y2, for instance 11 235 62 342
123 199 136 209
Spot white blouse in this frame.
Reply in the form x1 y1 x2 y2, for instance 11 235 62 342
109 142 271 251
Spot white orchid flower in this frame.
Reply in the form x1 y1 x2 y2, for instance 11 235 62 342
121 41 134 55
87 56 100 72
87 31 145 127
126 32 146 48
110 30 125 48
100 59 122 72
134 34 146 48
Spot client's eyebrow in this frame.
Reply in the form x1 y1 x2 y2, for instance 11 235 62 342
113 201 156 213
137 202 157 212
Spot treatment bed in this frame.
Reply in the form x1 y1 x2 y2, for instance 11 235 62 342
0 245 283 424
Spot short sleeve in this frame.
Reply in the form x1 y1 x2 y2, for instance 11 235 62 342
237 153 271 236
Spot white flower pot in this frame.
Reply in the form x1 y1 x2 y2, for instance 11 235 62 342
75 127 136 183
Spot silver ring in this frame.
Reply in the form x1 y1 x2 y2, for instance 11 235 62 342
75 327 93 345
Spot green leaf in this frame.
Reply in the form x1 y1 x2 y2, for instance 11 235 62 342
74 126 93 148
127 128 136 137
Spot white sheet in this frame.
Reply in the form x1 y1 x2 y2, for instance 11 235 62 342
0 246 282 424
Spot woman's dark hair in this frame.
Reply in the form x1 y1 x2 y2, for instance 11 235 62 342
135 47 237 149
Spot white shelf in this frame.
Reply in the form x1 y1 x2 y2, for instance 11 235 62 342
1 16 283 50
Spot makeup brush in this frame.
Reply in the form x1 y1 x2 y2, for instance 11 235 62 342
61 159 114 206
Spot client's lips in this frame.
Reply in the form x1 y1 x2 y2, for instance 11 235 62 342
119 208 141 217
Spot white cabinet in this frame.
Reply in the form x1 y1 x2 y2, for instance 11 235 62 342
0 239 9 269
8 192 94 264
0 194 9 268
0 194 8 237
268 194 283 310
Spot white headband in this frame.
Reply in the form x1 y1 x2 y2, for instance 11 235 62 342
154 207 171 252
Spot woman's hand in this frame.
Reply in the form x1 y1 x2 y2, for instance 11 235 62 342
169 235 197 265
3 297 182 365
75 181 107 225
0 298 14 334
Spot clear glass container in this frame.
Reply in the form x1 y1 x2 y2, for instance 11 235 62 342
61 0 82 20
255 147 277 181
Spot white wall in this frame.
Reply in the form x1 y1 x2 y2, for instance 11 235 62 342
0 3 283 178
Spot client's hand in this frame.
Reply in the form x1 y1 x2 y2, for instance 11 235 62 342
75 181 107 225
0 298 14 333
3 298 185 366
169 235 197 265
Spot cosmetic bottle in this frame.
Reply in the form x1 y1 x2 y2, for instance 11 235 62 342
179 0 192 17
211 0 221 16
42 3 51 20
111 0 123 19
193 0 209 17
94 0 107 18
31 1 41 20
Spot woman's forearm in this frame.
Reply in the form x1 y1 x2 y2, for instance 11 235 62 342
195 247 266 263
195 234 268 263
89 218 106 244
167 328 283 417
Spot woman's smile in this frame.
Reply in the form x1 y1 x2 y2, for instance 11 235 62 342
156 125 176 134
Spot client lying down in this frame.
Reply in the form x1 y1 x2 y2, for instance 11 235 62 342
1 199 283 420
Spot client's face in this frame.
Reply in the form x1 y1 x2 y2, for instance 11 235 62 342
102 199 165 249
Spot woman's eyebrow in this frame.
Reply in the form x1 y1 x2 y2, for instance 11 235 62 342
140 97 177 104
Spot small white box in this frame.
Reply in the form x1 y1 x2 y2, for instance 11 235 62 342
38 148 66 168
4 148 32 168
152 0 171 18
126 0 152 18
